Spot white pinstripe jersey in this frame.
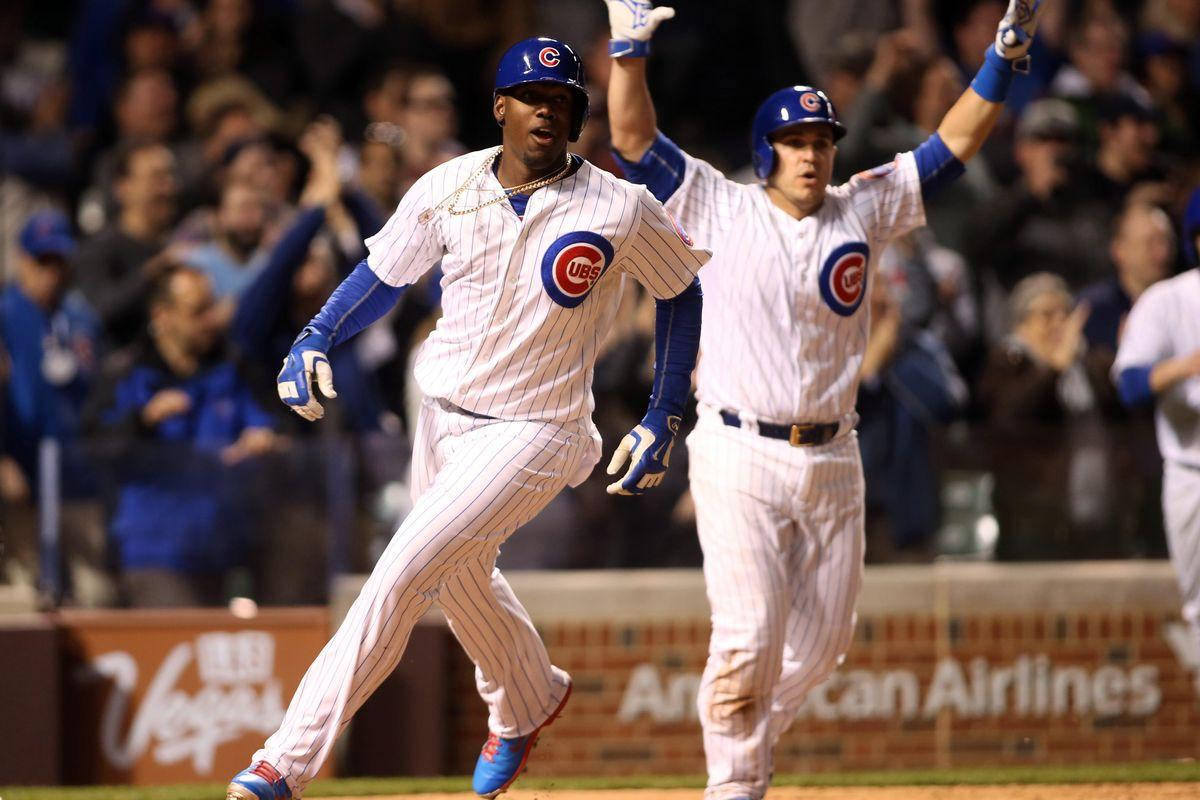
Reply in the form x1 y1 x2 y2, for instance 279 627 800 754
1113 269 1200 468
365 147 710 422
649 142 925 426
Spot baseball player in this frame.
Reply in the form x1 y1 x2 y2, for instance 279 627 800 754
604 2 1048 798
1114 189 1200 675
227 37 709 800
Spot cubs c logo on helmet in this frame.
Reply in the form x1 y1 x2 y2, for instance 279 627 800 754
800 91 823 112
819 241 870 316
541 231 615 308
539 47 561 68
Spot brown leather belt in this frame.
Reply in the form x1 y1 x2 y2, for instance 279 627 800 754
719 409 839 447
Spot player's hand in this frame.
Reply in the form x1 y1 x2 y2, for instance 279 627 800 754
604 0 675 58
277 326 336 421
994 0 1045 62
605 409 681 495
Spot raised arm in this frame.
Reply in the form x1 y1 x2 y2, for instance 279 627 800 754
937 0 1046 162
604 1 676 161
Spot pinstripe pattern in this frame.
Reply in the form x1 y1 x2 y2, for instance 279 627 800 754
649 142 921 800
1164 462 1200 646
364 149 708 423
688 407 863 800
1116 269 1200 670
1113 270 1200 469
254 398 589 792
669 152 923 426
248 150 708 795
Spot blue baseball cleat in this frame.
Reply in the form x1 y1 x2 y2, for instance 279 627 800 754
471 682 572 798
226 761 291 800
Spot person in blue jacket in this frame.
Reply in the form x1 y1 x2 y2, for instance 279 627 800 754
86 262 277 607
1 210 110 604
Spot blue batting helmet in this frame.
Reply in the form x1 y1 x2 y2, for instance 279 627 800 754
751 86 846 179
494 36 589 142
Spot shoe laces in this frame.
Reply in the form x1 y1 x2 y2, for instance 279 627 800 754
481 733 502 762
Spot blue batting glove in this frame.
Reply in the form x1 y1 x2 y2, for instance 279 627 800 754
604 0 675 58
605 409 681 495
276 326 336 422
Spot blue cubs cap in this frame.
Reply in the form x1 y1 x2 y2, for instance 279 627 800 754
751 85 846 179
19 210 76 259
1183 185 1200 268
494 36 589 142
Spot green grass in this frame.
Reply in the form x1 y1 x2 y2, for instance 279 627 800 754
4 761 1200 800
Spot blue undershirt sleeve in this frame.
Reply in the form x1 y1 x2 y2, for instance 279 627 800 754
612 132 687 205
649 278 702 417
307 260 405 348
1117 365 1155 408
912 133 965 201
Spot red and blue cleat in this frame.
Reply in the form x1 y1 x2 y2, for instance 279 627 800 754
471 682 572 798
226 761 291 800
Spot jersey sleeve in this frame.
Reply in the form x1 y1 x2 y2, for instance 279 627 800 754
363 171 445 287
845 151 926 244
617 188 713 300
1113 287 1173 372
613 132 743 248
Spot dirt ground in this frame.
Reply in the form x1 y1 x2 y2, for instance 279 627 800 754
321 785 1200 800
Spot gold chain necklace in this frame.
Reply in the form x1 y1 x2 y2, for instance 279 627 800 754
418 147 573 224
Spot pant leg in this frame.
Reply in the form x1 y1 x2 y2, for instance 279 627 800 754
439 555 572 737
688 414 796 800
768 434 865 746
254 406 587 793
1163 461 1200 646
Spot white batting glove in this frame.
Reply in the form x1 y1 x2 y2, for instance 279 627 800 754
604 0 675 58
605 409 681 495
277 326 337 422
994 0 1045 63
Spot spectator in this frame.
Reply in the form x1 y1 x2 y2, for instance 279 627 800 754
74 141 179 348
967 98 1111 330
393 65 465 195
1 211 111 605
356 132 404 214
83 68 181 220
180 180 270 303
232 119 387 433
86 263 277 607
1079 92 1167 220
177 76 280 212
1051 13 1152 110
1136 32 1200 157
1080 202 1175 356
858 276 967 561
977 272 1129 559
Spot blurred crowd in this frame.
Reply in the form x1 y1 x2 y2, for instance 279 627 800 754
1 0 1198 608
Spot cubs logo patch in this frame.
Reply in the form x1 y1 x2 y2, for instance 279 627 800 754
539 47 561 68
541 231 615 308
666 211 693 246
819 241 870 316
800 91 823 112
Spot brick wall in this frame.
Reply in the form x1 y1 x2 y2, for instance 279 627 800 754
340 564 1200 776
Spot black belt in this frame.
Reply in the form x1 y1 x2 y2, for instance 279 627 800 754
437 398 496 420
719 409 839 447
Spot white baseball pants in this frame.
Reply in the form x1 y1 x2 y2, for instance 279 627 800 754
687 405 864 800
1164 460 1200 647
254 397 594 794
